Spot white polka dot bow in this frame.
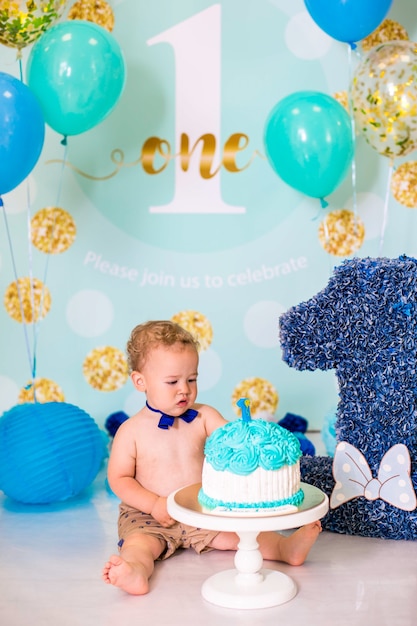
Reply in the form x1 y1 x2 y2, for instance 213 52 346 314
330 442 417 512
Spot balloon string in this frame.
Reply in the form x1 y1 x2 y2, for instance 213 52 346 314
56 141 69 207
378 160 393 256
0 196 34 381
347 44 359 248
34 141 69 379
25 176 38 386
22 176 40 399
40 139 68 287
18 91 43 398
311 202 326 221
18 55 23 82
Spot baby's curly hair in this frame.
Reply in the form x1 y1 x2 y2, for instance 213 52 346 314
126 320 199 372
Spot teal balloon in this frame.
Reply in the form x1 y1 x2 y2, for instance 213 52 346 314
26 20 126 137
264 91 354 201
0 72 45 195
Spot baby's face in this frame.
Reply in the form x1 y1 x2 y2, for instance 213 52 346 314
141 343 199 415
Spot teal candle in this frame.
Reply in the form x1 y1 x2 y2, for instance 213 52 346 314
237 397 251 422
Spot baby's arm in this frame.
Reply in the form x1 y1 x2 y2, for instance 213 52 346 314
201 404 227 437
107 422 174 527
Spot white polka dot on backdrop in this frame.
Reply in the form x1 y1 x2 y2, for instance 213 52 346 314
66 289 114 337
285 11 333 60
244 300 286 348
2 176 37 214
124 389 142 418
197 348 222 391
0 376 19 413
347 192 386 240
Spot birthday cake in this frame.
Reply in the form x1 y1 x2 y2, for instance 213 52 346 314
198 399 304 512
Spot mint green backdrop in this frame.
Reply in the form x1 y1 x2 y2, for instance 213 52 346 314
0 0 416 431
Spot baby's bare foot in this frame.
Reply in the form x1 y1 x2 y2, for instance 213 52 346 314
283 521 322 566
102 554 149 595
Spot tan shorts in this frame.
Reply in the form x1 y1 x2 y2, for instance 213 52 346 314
117 503 220 560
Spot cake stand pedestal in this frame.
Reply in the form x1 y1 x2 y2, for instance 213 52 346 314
167 482 328 610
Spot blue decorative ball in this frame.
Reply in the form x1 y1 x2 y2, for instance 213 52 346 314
0 402 106 504
105 410 129 437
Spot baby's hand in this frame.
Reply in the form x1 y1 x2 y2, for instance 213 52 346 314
151 496 176 527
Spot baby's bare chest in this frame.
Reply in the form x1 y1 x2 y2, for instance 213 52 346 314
133 422 206 490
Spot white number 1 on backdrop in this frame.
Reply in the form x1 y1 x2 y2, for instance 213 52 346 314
147 4 245 214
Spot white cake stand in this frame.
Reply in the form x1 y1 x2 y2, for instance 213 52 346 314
167 482 328 610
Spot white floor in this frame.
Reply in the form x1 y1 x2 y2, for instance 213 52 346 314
1 436 417 626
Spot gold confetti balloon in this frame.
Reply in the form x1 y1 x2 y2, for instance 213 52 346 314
83 346 129 391
318 209 365 257
18 377 65 403
0 1 67 50
391 161 417 208
361 19 409 52
333 90 349 114
68 0 114 32
31 207 76 254
351 41 417 159
231 377 278 417
171 310 213 352
4 277 51 323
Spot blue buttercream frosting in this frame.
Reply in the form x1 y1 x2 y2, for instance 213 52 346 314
204 399 302 476
198 488 304 510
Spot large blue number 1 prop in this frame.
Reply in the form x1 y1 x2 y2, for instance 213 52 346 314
279 255 417 540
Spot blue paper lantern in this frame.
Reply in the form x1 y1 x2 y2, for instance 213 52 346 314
0 402 106 504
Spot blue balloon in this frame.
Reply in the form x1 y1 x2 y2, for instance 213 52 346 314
264 91 354 202
26 20 126 137
0 72 45 195
304 0 393 45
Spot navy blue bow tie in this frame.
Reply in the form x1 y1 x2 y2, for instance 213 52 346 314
146 401 198 429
